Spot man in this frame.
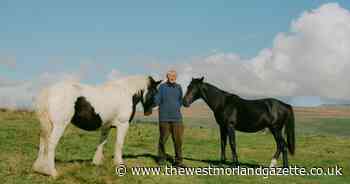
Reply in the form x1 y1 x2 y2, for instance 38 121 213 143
153 70 185 167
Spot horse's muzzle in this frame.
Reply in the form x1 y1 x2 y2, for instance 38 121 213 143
144 110 152 116
182 98 191 107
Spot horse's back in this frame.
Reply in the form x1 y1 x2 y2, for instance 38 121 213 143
240 97 291 113
36 81 82 123
226 96 292 131
248 98 292 119
35 79 135 128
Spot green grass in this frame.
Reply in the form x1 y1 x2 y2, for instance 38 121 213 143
296 118 350 137
0 111 350 183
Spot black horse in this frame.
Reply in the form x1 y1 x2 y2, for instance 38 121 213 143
183 77 295 167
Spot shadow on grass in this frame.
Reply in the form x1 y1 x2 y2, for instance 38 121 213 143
183 157 262 168
56 158 92 164
57 153 262 168
126 153 262 168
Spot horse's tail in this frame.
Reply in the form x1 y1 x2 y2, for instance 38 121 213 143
284 105 295 155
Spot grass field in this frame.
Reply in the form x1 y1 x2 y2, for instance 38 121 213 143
0 108 350 184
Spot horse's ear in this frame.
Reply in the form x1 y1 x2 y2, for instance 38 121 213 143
149 76 157 84
199 77 204 82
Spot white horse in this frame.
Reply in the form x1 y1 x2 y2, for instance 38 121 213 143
32 75 161 177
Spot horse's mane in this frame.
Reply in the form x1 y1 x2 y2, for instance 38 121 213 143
204 82 239 98
106 75 150 94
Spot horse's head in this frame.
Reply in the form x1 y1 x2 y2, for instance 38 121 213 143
142 76 162 116
183 77 204 107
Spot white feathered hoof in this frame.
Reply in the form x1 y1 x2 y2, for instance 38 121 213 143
269 158 277 168
33 161 58 178
92 157 104 166
115 162 126 168
92 151 104 165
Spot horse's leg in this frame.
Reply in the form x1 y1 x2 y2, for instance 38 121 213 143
114 122 129 166
35 137 47 166
219 126 227 163
92 125 111 165
228 125 238 166
272 128 288 167
46 122 69 177
33 112 69 177
269 128 281 167
33 111 52 175
280 135 289 168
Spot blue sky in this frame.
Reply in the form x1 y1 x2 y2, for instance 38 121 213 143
1 0 349 79
1 0 350 107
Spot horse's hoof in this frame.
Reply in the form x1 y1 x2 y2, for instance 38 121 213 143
33 162 58 178
220 159 226 165
115 162 126 168
230 162 239 168
269 158 277 168
92 157 104 165
92 160 103 166
51 170 59 179
92 151 104 165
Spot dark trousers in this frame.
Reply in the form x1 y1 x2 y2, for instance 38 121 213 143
158 121 184 164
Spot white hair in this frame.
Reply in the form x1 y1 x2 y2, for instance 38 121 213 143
167 70 177 76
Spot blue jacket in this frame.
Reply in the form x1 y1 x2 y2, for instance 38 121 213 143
154 82 183 122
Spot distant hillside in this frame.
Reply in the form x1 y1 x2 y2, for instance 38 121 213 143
134 101 350 126
321 104 350 107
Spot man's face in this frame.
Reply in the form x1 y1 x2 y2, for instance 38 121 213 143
167 71 177 83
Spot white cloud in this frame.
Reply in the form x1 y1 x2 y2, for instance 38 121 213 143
150 3 350 103
1 3 350 108
0 71 82 109
107 69 125 80
0 65 126 109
